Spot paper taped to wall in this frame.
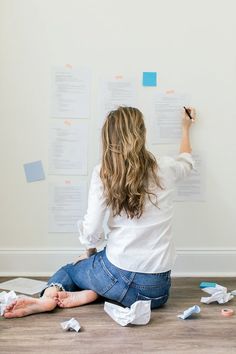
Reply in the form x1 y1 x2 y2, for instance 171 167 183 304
99 75 137 126
51 66 91 118
151 91 190 144
49 120 88 175
48 180 87 233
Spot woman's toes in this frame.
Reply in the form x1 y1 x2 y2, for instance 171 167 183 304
57 300 64 307
5 301 17 311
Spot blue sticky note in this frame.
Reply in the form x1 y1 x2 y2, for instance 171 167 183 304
199 282 217 289
142 72 157 87
23 160 45 183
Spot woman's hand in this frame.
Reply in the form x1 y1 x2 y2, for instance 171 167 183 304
74 248 97 265
182 107 196 130
180 107 196 154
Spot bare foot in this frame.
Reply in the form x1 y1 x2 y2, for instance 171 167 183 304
3 297 57 318
57 290 98 308
43 286 60 300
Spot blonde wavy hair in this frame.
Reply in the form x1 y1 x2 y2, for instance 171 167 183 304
100 106 163 219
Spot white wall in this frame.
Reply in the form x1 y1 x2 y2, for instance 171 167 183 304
1 0 236 276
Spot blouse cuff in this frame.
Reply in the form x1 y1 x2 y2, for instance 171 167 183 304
77 220 104 248
176 152 196 170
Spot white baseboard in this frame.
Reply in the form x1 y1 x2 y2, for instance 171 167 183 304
173 248 236 277
0 249 83 277
0 248 236 277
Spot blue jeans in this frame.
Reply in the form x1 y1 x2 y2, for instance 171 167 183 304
44 249 171 309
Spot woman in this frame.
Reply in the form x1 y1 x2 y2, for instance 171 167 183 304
4 106 195 318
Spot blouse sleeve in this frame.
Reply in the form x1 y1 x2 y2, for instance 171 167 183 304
77 164 107 248
166 153 195 183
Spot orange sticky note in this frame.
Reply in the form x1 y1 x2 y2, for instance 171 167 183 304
166 89 175 94
115 75 123 80
64 120 71 126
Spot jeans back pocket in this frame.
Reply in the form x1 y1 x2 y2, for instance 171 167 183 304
89 255 118 295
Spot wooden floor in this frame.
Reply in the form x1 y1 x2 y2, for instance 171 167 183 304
0 277 236 354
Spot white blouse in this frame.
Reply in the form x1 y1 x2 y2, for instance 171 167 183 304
77 153 195 273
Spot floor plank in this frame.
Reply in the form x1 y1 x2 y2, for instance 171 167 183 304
0 277 235 353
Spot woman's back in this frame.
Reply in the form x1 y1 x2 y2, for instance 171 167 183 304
91 152 195 273
78 106 195 274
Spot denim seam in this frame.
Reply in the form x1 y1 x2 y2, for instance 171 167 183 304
92 256 118 295
131 284 170 290
119 271 134 284
118 272 136 303
99 256 117 283
60 266 77 289
100 277 118 295
136 293 169 301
